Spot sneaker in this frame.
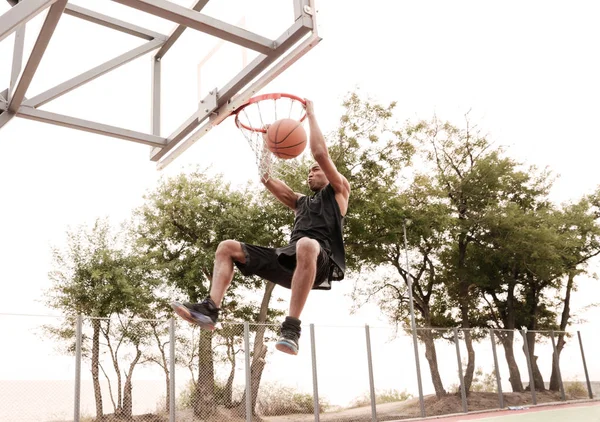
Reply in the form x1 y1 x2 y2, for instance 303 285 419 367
275 317 301 355
171 298 219 330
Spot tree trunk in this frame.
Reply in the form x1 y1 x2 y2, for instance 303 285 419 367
223 338 236 408
91 319 104 418
165 374 171 414
194 329 216 419
419 328 447 398
550 272 574 391
153 325 170 413
458 234 475 393
122 348 142 418
522 282 545 391
239 281 276 419
462 319 476 393
499 331 524 392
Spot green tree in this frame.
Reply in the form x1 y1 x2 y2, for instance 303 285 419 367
45 218 157 418
548 191 600 390
404 116 550 392
134 170 285 418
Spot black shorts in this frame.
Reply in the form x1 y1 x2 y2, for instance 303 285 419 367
234 242 333 290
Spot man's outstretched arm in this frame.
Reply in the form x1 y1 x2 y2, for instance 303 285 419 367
306 99 350 200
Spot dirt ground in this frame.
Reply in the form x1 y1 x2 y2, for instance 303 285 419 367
77 390 588 422
263 390 579 422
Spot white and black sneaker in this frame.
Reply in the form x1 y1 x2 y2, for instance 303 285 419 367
171 298 219 330
275 316 301 355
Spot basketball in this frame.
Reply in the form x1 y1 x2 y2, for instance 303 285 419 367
266 118 307 159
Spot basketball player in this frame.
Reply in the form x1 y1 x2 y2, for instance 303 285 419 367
172 99 350 355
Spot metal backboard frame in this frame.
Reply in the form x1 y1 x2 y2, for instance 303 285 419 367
0 0 321 169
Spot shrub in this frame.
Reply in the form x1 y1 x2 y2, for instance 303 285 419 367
257 382 329 415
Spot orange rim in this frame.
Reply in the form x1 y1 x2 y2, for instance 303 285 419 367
233 93 307 133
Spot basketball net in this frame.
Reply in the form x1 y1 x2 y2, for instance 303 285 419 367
234 94 309 182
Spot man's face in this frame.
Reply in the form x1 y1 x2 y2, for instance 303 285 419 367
307 164 328 192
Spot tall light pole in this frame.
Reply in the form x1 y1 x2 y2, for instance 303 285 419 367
403 219 425 417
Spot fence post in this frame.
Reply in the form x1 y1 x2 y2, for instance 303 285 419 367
577 331 594 399
490 329 504 409
73 314 82 422
365 324 377 422
244 321 252 422
549 331 565 401
453 328 468 413
521 329 537 405
169 318 176 422
310 323 320 422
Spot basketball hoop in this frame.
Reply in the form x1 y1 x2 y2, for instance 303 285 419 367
233 93 308 181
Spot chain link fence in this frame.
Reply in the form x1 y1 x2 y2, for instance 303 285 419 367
1 313 597 422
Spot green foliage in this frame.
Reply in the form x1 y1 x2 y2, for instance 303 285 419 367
470 367 498 393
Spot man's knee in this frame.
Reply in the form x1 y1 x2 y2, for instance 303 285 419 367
296 238 320 263
216 240 244 262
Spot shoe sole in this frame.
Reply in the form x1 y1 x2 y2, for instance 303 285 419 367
171 302 216 331
275 340 298 355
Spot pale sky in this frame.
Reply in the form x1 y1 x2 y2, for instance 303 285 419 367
0 0 599 403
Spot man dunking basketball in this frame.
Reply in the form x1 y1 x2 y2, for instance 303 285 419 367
171 99 350 355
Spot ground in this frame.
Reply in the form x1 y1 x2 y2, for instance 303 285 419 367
263 391 578 422
76 390 589 422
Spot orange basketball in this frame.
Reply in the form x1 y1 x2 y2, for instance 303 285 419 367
266 118 307 159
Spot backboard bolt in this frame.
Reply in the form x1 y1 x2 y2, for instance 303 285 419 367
303 5 313 15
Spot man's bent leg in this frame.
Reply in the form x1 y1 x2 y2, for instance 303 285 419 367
289 237 319 318
210 240 246 306
172 240 245 330
276 237 319 355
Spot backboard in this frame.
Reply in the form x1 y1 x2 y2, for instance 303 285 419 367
0 0 321 170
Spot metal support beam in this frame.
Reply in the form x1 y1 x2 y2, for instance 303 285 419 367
365 325 377 422
490 329 504 409
168 318 176 422
151 57 161 136
0 0 58 44
310 324 320 422
454 328 468 413
64 4 167 41
151 18 313 164
8 0 68 113
154 0 209 59
550 331 566 401
217 16 312 104
24 38 165 108
111 0 274 54
150 90 217 160
73 314 83 422
16 106 167 148
0 111 14 130
577 331 594 400
9 24 26 101
244 321 252 422
155 32 321 169
521 329 537 405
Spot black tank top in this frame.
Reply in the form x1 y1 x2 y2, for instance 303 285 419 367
290 184 345 280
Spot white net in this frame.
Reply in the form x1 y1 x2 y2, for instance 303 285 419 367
234 94 310 182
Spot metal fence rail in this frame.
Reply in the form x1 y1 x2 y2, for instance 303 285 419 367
0 313 597 422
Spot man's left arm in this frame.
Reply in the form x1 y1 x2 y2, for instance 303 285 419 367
306 100 350 207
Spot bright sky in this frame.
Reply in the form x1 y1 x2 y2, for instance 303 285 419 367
0 0 599 402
